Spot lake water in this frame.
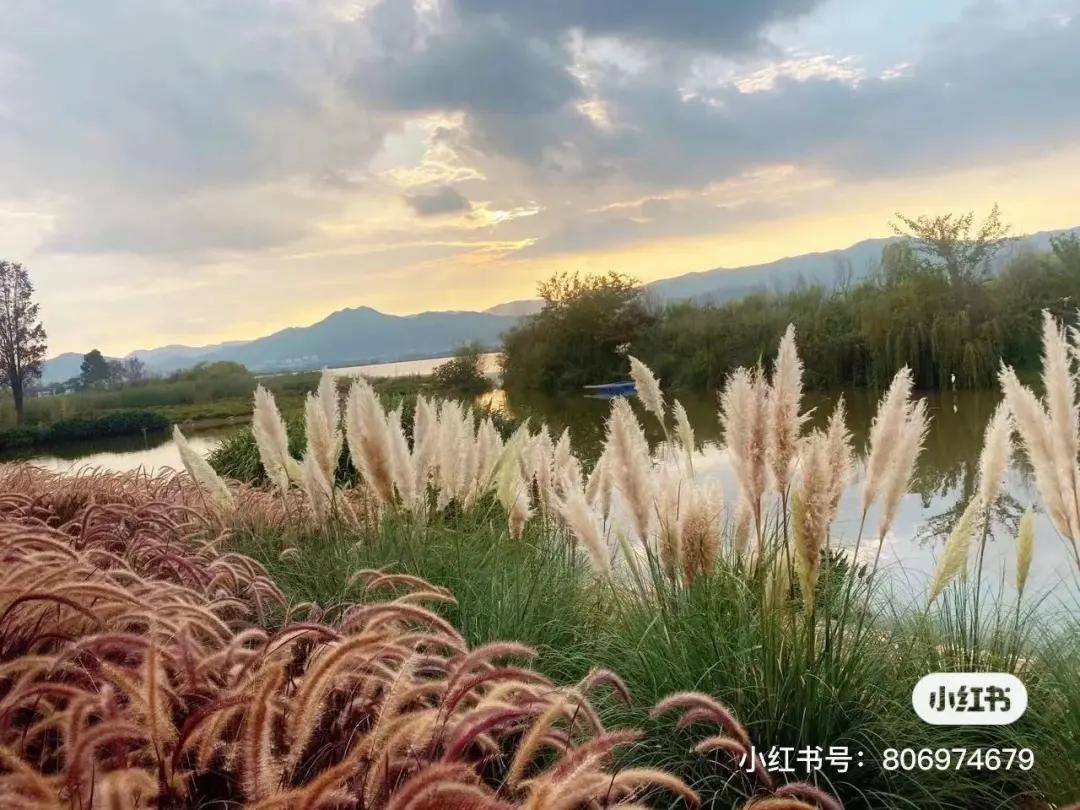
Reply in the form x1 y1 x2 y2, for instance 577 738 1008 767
329 352 501 379
5 370 1079 603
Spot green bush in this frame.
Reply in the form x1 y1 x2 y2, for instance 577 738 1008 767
0 409 169 449
430 342 493 395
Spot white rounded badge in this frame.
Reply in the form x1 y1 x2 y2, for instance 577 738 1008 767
912 673 1027 725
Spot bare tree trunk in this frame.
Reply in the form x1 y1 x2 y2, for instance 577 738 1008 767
12 377 24 425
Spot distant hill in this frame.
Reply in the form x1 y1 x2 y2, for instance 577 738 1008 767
42 306 515 383
41 226 1077 384
485 299 544 317
38 352 98 386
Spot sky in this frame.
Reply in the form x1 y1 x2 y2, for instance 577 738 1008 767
2 0 1080 356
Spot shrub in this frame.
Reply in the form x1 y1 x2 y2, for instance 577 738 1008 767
0 409 169 449
430 341 493 395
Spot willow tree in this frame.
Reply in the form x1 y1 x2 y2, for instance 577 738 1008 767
0 261 47 423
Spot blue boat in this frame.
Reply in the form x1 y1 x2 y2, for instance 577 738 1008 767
583 380 637 398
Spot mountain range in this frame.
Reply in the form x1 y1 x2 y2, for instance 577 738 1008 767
40 227 1077 385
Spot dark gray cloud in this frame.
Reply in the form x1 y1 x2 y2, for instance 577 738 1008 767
452 0 824 51
357 18 582 115
403 185 472 216
3 0 1079 268
443 8 1080 194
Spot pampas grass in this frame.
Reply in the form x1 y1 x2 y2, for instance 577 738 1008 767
629 354 667 434
720 366 768 554
1001 311 1080 572
976 401 1013 511
252 384 298 495
305 369 343 484
495 423 533 539
680 480 722 584
555 482 611 575
877 398 929 539
791 432 835 615
173 425 233 513
1016 505 1034 596
673 398 696 475
862 367 914 512
929 496 979 602
345 377 397 507
766 324 807 494
604 397 655 544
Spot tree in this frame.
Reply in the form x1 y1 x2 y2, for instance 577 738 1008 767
80 349 111 387
501 271 654 392
432 342 492 395
121 356 147 383
0 260 47 423
891 203 1013 285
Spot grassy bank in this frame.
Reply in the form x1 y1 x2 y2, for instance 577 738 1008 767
12 367 482 451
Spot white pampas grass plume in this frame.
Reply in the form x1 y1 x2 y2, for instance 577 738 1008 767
877 398 929 538
299 450 333 522
604 397 655 543
825 398 854 514
344 378 396 507
252 384 295 495
555 484 610 575
527 425 557 515
929 497 979 602
792 432 832 614
976 401 1013 512
475 417 504 491
411 395 437 491
174 425 233 512
672 399 695 475
1000 365 1075 540
386 404 417 509
1040 312 1080 500
494 422 533 538
719 366 768 545
303 387 340 488
552 427 583 496
655 466 686 580
628 355 666 430
862 366 914 511
585 449 614 523
1016 506 1034 595
680 481 722 584
766 324 807 493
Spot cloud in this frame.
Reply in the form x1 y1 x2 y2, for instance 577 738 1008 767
403 185 472 216
4 0 1080 355
357 17 583 115
451 0 825 51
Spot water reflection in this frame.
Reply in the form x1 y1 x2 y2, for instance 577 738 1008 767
0 425 241 475
503 388 1078 601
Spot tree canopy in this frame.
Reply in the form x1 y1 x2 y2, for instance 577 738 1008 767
500 271 654 392
0 261 47 422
